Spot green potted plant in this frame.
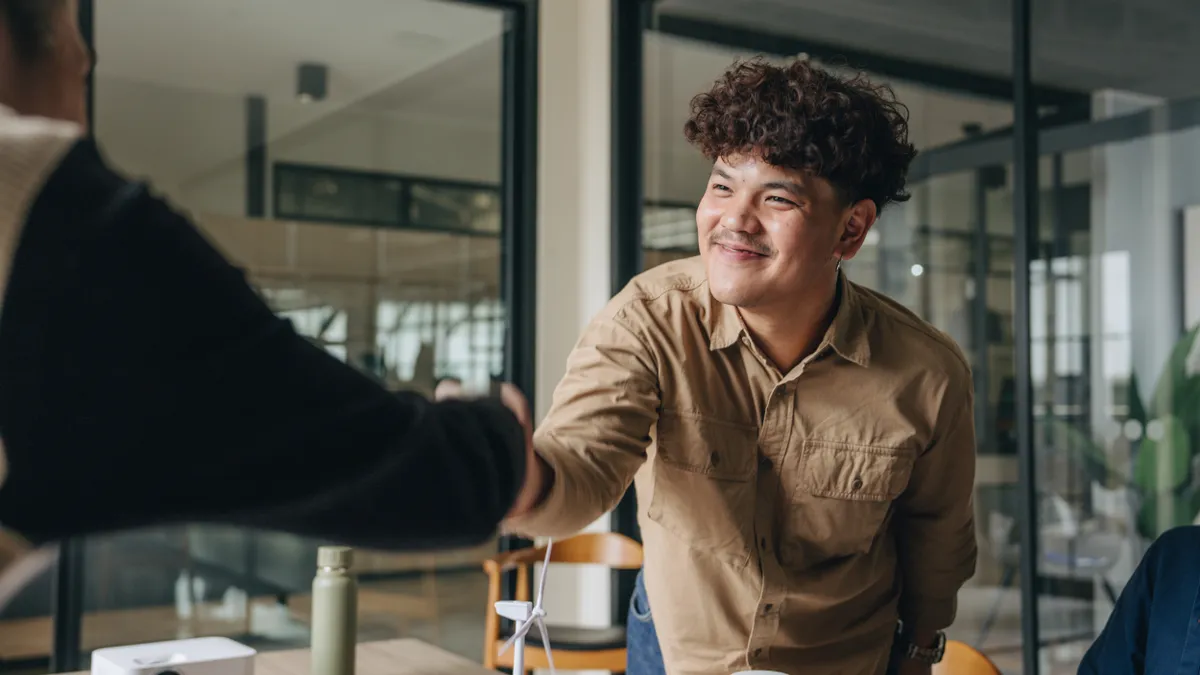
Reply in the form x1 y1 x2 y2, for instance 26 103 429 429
1127 325 1200 539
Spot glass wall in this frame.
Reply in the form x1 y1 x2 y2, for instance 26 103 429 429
1030 2 1200 672
0 0 533 671
640 3 1027 670
630 1 1200 673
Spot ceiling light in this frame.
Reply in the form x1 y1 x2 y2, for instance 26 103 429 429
297 62 328 103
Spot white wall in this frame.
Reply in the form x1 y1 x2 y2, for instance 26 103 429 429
535 2 616 673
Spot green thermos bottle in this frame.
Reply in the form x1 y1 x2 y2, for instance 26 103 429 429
311 546 357 675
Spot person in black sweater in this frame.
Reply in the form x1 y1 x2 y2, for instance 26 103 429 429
0 0 544 557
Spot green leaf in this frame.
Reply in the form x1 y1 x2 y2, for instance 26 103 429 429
1136 491 1199 539
1133 415 1192 493
1148 325 1200 421
1126 370 1148 426
1133 415 1195 538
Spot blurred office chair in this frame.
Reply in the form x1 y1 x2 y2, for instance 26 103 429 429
482 532 643 674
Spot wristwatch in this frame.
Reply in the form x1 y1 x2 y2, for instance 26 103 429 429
900 630 947 665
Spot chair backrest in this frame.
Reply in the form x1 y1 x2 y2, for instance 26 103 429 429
933 641 1002 675
545 532 643 569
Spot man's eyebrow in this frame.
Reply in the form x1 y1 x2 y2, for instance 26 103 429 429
712 167 732 181
762 180 807 197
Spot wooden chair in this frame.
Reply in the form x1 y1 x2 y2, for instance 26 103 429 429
482 533 643 673
933 640 1002 675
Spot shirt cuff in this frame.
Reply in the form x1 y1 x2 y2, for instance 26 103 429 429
502 447 581 538
900 594 958 633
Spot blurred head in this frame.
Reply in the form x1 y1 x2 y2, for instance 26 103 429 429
685 58 916 312
0 0 89 126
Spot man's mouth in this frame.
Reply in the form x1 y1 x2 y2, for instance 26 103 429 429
716 242 767 257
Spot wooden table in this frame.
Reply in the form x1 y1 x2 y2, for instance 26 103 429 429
68 638 496 675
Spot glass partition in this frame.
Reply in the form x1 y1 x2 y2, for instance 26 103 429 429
1030 4 1200 669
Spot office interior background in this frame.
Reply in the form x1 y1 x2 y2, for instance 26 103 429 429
1 0 1197 674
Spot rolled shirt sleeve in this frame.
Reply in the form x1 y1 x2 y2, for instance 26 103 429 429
505 306 660 538
895 369 979 631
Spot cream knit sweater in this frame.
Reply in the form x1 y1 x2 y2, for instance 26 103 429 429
0 106 83 601
0 105 82 491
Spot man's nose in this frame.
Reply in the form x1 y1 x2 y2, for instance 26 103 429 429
719 196 761 233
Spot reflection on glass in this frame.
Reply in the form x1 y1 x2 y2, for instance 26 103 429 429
275 165 404 227
409 182 501 234
0 0 514 668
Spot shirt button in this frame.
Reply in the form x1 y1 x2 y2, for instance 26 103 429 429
764 603 773 613
759 455 772 468
710 451 721 467
851 476 864 491
754 648 763 658
760 537 767 550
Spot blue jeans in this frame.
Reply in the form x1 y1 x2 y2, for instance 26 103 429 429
626 568 667 675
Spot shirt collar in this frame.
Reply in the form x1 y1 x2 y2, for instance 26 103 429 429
707 271 872 367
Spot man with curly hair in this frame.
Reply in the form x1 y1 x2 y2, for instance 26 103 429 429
456 58 977 675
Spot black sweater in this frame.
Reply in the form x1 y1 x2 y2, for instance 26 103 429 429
0 139 526 549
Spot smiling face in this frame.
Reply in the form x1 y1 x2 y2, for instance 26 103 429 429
697 155 877 312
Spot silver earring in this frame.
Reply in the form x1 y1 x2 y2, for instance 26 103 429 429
835 257 842 273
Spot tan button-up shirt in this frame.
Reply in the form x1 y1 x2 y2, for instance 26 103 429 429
508 257 977 675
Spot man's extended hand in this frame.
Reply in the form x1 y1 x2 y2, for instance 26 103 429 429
434 379 547 519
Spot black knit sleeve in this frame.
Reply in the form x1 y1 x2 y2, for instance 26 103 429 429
0 140 526 550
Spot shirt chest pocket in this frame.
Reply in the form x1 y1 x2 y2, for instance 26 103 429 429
779 441 915 567
647 413 758 569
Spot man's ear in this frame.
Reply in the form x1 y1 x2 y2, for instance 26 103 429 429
836 199 878 262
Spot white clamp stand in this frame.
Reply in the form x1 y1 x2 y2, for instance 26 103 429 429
494 539 556 674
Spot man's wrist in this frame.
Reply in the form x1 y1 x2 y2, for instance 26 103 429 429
896 621 946 665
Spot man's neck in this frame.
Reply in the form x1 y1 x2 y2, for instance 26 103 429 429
739 279 840 374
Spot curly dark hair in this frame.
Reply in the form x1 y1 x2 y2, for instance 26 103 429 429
684 58 917 211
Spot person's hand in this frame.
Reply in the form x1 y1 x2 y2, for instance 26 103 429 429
434 379 547 519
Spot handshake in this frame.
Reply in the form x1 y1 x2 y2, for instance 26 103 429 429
434 379 548 521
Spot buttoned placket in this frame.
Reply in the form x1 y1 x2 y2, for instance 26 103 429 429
743 336 825 670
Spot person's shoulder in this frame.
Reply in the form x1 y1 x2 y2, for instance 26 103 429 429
0 109 83 167
0 110 88 237
603 256 709 322
1152 525 1200 556
855 282 972 387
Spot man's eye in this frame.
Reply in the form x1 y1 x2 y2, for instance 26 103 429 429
711 183 731 192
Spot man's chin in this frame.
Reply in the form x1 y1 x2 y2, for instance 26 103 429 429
708 284 758 309
706 270 758 308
